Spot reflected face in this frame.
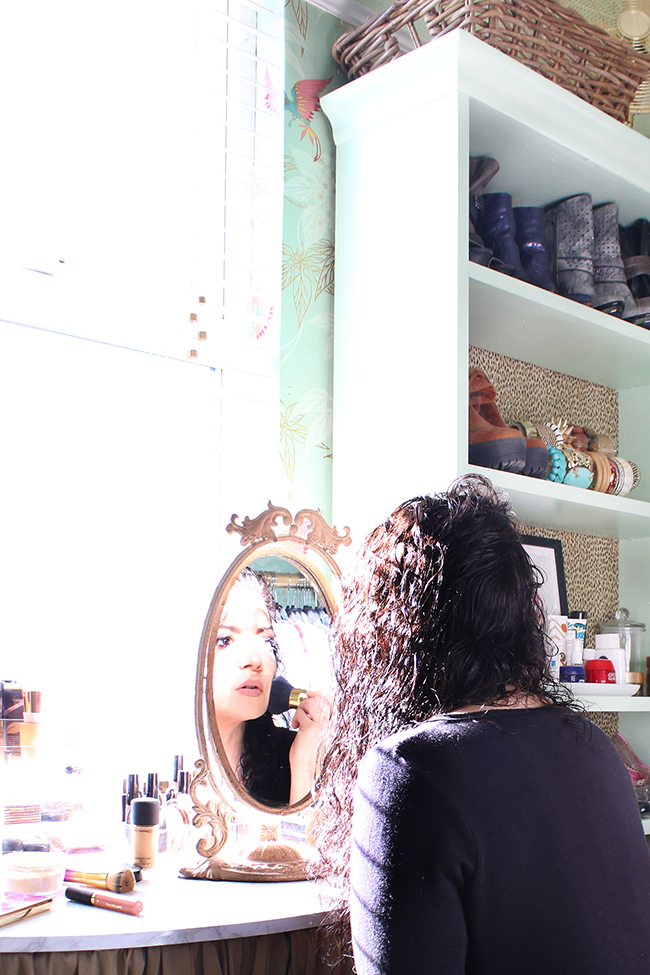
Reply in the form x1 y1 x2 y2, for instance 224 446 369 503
212 582 278 727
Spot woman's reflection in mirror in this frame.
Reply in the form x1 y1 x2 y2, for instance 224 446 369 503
213 569 329 807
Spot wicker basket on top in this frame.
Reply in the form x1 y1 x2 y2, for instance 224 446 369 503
333 0 650 124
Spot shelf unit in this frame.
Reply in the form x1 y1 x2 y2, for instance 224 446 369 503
323 30 650 746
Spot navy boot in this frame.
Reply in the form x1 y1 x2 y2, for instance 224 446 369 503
513 206 557 292
469 157 514 274
476 193 526 280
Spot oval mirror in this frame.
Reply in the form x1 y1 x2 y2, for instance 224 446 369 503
194 504 350 820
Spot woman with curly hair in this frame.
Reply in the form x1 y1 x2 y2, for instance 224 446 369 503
317 475 650 974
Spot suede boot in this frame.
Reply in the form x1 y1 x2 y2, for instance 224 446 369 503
544 194 595 304
619 217 650 328
592 202 639 320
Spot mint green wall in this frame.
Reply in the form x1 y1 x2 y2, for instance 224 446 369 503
278 2 349 520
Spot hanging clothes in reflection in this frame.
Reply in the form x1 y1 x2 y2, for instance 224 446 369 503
258 572 333 694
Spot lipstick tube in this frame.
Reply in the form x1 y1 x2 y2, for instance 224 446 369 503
65 887 143 916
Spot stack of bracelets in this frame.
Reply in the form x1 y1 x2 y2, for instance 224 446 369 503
509 420 640 496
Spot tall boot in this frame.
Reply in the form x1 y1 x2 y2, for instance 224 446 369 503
468 157 514 275
592 202 639 320
619 218 650 328
513 207 557 292
544 194 595 305
476 193 526 280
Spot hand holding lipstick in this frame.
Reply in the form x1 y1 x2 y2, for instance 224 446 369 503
288 690 332 804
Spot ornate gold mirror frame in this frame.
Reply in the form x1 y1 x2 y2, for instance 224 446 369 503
181 503 350 882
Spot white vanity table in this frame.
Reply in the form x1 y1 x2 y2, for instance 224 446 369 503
0 874 333 952
0 873 347 975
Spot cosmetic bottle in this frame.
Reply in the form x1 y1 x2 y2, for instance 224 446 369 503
130 797 160 871
173 755 183 791
147 773 170 854
165 771 197 854
20 690 43 761
127 774 140 804
2 681 24 759
567 611 588 656
565 631 582 666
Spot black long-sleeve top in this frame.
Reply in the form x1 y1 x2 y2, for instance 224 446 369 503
351 706 650 974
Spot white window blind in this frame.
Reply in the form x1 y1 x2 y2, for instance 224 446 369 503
0 0 284 371
190 0 284 369
0 1 284 790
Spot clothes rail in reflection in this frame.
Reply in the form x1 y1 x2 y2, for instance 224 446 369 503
258 571 326 612
257 572 332 692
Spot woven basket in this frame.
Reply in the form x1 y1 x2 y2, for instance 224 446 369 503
333 0 650 124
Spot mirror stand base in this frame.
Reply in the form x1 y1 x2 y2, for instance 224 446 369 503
178 854 311 883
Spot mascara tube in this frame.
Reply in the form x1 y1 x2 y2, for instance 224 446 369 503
65 886 143 916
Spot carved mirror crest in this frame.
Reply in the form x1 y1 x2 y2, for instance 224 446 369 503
182 503 350 882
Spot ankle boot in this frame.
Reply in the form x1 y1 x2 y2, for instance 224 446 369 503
469 369 548 477
468 404 527 473
513 207 557 292
592 202 639 320
544 194 595 304
469 158 515 275
476 193 526 280
619 218 650 328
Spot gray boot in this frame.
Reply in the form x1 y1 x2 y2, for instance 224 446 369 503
545 194 595 304
593 202 639 320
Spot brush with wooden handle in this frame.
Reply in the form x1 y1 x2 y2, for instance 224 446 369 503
63 867 136 893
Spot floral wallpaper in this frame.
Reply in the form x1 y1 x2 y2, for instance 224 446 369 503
276 1 350 518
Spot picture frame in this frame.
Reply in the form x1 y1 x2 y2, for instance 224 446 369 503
520 535 569 617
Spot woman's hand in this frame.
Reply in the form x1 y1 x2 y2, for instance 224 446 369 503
288 691 332 805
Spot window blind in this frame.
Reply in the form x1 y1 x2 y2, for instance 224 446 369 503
0 0 284 369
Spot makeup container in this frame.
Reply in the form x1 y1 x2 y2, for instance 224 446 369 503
172 755 183 795
65 887 143 916
164 772 197 854
565 631 582 667
560 665 586 683
130 798 160 871
0 851 66 896
595 634 625 683
546 615 568 679
2 682 24 759
567 612 588 657
20 690 43 760
585 659 617 684
598 608 646 688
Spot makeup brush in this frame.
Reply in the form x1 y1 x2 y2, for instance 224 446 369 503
268 675 309 714
63 867 136 893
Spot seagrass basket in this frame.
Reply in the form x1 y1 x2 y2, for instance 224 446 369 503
333 0 650 124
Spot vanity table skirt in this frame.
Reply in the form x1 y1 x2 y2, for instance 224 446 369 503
1 929 354 975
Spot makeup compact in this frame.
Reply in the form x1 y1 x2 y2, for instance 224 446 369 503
0 851 66 896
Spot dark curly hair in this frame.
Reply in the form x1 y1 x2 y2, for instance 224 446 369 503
224 569 293 808
314 475 577 939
